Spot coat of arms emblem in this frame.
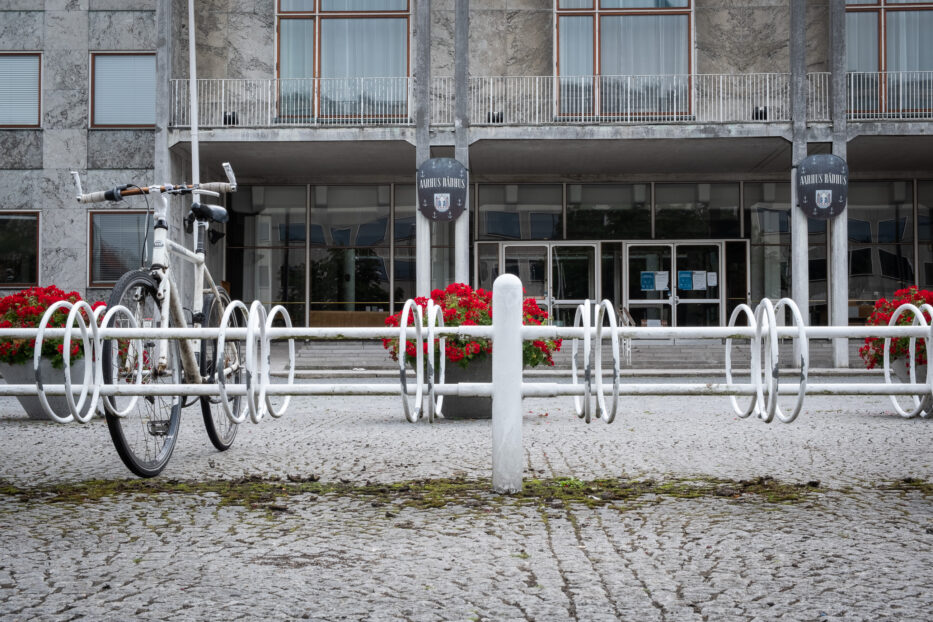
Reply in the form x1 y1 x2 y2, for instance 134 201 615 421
434 193 450 213
815 189 832 209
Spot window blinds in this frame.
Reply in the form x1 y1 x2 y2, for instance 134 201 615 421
0 55 40 126
93 54 156 126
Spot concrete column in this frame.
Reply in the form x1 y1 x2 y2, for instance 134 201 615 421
492 273 523 494
830 0 850 367
790 0 809 339
154 0 172 184
453 0 470 285
415 0 432 296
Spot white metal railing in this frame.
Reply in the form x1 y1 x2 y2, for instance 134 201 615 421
5 275 933 489
465 74 790 125
171 77 414 127
169 72 933 129
808 71 933 121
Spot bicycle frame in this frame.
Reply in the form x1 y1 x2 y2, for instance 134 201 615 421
147 186 225 384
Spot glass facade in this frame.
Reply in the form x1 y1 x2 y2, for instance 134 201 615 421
223 180 933 327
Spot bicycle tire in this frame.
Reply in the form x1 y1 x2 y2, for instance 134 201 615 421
200 290 243 451
101 270 182 478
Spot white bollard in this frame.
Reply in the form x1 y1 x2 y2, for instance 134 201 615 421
492 273 523 493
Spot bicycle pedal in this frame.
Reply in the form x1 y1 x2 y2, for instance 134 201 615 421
147 420 170 436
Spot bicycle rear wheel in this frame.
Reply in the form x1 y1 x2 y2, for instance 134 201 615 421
101 270 181 478
200 290 243 450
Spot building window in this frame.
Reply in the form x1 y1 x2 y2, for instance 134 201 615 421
227 186 307 326
276 2 409 120
556 2 691 118
91 53 156 127
0 212 39 286
89 211 153 287
477 185 563 241
846 1 933 114
0 54 40 128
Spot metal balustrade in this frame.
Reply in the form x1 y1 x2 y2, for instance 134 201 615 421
169 72 933 128
3 275 932 490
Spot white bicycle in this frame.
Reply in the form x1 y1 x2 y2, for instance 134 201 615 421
71 163 246 477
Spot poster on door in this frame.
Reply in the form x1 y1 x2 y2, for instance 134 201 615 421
677 271 693 290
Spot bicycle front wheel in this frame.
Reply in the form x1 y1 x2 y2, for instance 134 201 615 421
101 270 182 478
200 290 243 451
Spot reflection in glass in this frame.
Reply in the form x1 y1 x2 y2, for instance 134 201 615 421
310 247 389 311
552 246 595 300
920 181 933 288
228 248 306 325
504 246 548 297
655 183 740 238
0 213 38 285
477 243 499 291
567 184 650 239
628 245 671 301
478 185 562 240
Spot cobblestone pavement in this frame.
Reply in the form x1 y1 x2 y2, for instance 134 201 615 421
1 380 932 620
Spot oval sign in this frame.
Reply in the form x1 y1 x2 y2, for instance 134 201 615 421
417 158 468 222
797 154 849 220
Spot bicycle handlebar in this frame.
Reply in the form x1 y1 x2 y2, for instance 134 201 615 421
70 163 237 204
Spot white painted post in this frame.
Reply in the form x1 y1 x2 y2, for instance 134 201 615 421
492 273 523 494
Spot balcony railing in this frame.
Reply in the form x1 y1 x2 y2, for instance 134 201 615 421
171 77 413 127
169 72 933 129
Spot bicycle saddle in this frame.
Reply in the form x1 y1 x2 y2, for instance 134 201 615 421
190 202 229 223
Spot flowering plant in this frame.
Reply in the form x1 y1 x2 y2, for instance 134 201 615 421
0 286 105 369
382 282 562 369
859 287 933 370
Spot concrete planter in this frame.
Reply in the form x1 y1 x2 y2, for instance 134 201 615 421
892 359 927 384
0 359 92 421
440 357 493 420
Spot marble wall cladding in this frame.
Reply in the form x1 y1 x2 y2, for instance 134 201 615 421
171 0 275 79
44 88 90 129
89 0 155 9
0 170 43 211
806 1 831 72
0 133 43 170
0 11 44 49
40 245 86 289
89 10 157 50
42 49 89 92
43 129 87 171
44 9 88 51
461 4 552 77
87 130 155 169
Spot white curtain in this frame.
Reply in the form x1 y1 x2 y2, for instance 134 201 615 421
887 10 933 71
558 16 593 115
600 14 688 76
320 17 407 116
321 0 406 9
279 18 315 117
846 11 878 72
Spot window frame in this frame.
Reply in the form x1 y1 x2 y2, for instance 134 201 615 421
0 211 40 287
555 1 693 119
89 51 157 129
846 0 933 114
87 209 152 288
275 2 411 121
0 52 41 129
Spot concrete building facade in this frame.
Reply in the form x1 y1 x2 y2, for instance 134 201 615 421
1 0 931 338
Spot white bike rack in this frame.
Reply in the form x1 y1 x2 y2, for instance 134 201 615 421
2 274 932 491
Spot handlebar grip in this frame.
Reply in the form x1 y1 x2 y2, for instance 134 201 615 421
77 190 109 204
198 182 233 193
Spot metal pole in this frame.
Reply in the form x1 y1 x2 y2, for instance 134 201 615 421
415 0 431 296
187 0 199 186
830 0 850 367
790 0 809 357
454 0 470 284
492 273 523 494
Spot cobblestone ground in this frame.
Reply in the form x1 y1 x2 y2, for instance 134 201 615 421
1 382 932 620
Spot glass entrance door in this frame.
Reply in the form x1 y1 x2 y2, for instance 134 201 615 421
551 245 597 326
502 243 597 325
626 242 723 327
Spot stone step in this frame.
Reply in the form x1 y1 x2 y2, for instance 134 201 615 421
293 339 866 370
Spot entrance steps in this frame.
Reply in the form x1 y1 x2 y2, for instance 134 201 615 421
293 338 867 371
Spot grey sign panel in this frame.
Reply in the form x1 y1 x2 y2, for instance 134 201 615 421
797 154 849 220
417 158 468 222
